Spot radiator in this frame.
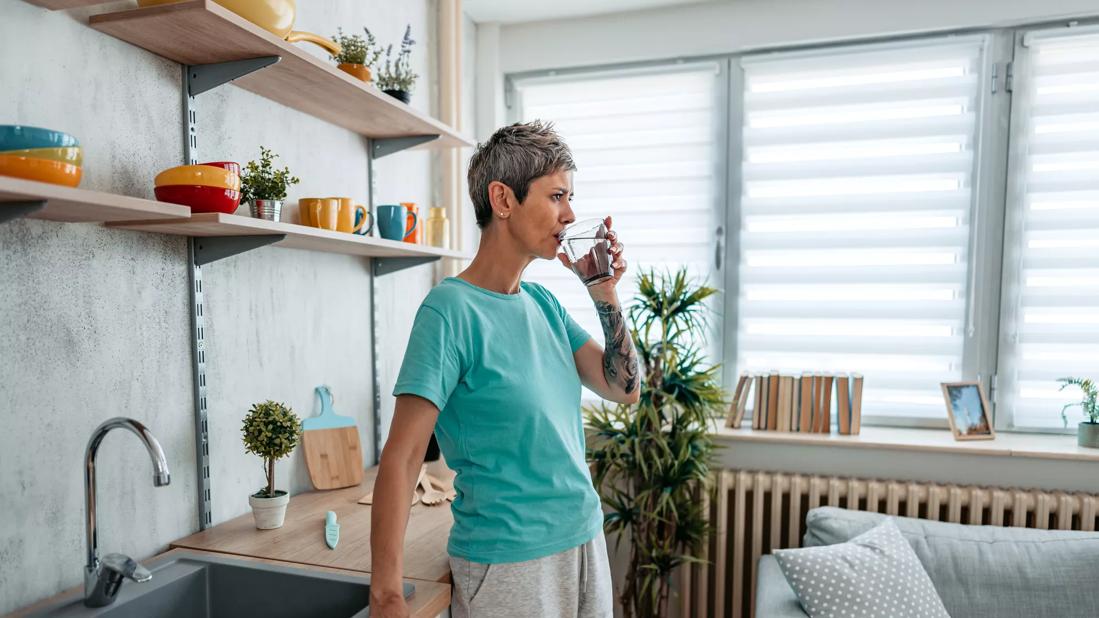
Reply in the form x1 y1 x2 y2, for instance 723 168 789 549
679 469 1099 618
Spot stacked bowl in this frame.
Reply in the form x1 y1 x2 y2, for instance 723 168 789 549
0 125 83 187
154 161 241 214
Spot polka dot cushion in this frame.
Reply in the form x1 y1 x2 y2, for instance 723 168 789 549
773 518 950 618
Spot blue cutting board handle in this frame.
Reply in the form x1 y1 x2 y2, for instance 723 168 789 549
302 385 356 431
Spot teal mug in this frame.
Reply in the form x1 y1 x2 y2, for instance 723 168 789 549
377 204 417 241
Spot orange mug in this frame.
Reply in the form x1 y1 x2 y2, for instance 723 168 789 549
401 202 419 243
300 197 339 230
329 197 371 234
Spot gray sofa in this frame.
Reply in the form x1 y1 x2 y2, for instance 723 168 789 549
756 506 1099 617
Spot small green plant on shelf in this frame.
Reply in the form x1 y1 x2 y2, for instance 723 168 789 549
330 26 383 67
376 25 418 95
241 146 299 203
241 400 302 499
1058 377 1099 425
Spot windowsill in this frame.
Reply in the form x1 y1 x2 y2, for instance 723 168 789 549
711 424 1099 463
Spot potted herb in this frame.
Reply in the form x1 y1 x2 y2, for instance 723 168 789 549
331 27 383 83
241 146 300 221
242 400 303 529
376 25 418 103
1059 377 1099 448
586 268 726 617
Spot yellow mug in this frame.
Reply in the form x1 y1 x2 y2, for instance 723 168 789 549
329 197 371 234
299 197 339 230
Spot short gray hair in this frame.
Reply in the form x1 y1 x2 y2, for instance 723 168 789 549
467 121 576 229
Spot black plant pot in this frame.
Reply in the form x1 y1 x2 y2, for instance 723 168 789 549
384 89 411 104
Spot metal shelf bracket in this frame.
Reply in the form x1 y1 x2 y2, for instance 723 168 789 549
193 234 286 266
0 200 46 224
374 256 441 276
187 57 281 96
372 135 440 159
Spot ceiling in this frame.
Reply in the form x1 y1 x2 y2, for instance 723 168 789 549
463 0 715 25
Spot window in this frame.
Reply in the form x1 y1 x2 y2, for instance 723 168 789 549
734 37 991 422
512 63 724 360
998 26 1099 430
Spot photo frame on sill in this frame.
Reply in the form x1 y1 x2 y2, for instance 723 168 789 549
941 381 995 441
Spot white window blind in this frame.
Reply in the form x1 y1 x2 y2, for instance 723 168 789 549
999 28 1099 429
736 37 989 420
513 64 722 358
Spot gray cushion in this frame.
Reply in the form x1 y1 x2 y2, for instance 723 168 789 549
757 555 809 617
776 518 950 618
804 507 1099 617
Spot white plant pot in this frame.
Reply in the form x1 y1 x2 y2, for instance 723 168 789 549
249 490 289 529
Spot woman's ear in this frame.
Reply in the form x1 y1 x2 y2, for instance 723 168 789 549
487 180 515 221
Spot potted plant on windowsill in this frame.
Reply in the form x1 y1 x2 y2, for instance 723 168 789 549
1059 377 1099 448
242 400 303 529
330 27 383 83
376 25 417 103
241 146 300 222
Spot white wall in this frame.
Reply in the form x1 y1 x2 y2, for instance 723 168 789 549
0 0 452 612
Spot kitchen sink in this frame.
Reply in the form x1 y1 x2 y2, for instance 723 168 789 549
27 551 412 617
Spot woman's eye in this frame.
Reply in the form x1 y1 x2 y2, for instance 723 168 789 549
552 194 563 202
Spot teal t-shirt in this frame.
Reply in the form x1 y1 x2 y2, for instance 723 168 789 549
393 277 604 564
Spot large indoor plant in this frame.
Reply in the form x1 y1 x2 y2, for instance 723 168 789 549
242 400 302 529
240 146 299 221
376 25 418 103
330 26 383 82
586 268 726 617
1059 377 1099 448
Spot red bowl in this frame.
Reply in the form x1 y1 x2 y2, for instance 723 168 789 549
155 184 241 214
200 161 241 176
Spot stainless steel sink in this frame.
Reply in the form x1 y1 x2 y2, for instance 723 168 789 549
27 551 413 617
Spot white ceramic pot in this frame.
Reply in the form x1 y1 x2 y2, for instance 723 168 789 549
248 490 289 529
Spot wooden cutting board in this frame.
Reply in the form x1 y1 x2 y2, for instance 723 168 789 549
302 386 364 490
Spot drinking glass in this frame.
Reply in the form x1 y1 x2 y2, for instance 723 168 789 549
559 218 613 287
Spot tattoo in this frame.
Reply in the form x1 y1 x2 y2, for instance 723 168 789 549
595 301 639 394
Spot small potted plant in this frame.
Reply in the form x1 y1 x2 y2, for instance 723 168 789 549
376 25 418 103
242 400 303 529
241 146 300 221
331 26 383 83
1059 377 1099 448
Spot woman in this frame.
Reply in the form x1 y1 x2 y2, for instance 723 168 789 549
370 121 639 618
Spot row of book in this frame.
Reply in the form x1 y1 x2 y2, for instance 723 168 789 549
725 372 864 435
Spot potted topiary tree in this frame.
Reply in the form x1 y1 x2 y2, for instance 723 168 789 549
586 268 726 617
241 146 300 222
376 25 418 103
331 26 383 83
242 400 303 529
1059 377 1099 448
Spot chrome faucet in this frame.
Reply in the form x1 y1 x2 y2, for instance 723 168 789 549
84 418 171 608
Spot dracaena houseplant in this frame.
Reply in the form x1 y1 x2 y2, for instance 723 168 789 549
586 268 726 617
1058 377 1098 425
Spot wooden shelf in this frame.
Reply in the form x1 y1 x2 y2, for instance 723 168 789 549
89 0 472 149
109 212 469 260
0 176 191 223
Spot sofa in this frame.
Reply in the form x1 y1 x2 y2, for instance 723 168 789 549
755 506 1099 617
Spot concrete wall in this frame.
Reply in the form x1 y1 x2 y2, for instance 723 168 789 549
0 0 459 612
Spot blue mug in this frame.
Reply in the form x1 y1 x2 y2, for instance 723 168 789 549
377 204 417 241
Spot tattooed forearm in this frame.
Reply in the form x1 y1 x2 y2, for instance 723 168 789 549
595 301 639 394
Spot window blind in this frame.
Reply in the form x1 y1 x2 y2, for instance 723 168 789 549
513 64 722 360
736 37 989 420
1000 28 1099 429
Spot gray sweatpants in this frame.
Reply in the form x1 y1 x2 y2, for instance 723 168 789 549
448 531 613 617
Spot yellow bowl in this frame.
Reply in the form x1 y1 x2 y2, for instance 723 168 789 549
0 146 83 166
155 164 240 191
0 154 81 187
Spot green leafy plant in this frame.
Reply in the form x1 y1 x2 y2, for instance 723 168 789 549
1058 377 1098 425
240 146 299 203
376 25 418 92
586 268 726 617
330 27 383 67
241 400 302 498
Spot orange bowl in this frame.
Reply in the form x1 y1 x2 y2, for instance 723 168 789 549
0 154 81 187
154 164 240 191
154 184 241 214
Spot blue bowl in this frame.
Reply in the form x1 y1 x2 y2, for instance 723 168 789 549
0 125 80 152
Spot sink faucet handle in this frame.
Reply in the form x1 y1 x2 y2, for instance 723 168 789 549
102 553 152 583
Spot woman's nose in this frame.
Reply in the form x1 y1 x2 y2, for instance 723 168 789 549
561 201 576 225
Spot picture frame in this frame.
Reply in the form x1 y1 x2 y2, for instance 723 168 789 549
940 381 995 441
